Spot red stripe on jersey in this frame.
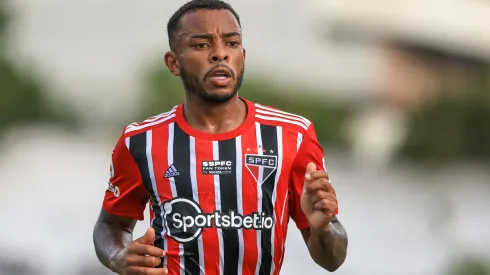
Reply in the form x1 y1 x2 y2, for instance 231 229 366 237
255 104 310 127
125 110 177 135
240 128 259 275
255 104 311 132
151 125 181 274
195 139 221 274
278 191 291 273
272 129 297 275
255 110 309 130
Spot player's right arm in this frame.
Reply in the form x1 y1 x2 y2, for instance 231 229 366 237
93 133 167 275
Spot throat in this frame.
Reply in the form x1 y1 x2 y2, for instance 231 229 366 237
183 97 247 135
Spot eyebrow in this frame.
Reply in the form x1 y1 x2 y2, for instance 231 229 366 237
190 32 241 39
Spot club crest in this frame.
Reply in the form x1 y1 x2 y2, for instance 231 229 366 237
244 154 277 184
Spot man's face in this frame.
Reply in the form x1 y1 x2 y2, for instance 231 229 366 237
167 9 245 103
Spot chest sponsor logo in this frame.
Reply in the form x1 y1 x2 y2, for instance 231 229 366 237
163 197 274 243
201 160 233 175
245 154 277 184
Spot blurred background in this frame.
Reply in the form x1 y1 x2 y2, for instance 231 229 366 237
1 0 490 274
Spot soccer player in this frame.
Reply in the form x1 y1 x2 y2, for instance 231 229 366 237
93 1 348 274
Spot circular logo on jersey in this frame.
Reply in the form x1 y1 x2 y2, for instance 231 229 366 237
163 198 204 243
163 197 276 244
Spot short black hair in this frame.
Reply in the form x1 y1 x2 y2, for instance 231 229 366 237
167 0 241 50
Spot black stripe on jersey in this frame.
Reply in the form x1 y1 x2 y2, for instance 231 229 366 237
128 132 165 267
172 124 200 275
259 125 279 275
218 138 239 275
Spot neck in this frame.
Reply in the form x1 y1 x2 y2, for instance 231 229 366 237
183 94 247 134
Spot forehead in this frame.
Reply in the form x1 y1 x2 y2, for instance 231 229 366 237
178 9 241 35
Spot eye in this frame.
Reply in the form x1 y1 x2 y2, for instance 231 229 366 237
226 41 239 47
193 43 208 49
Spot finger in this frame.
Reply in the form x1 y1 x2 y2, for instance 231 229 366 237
126 254 162 268
314 199 337 214
126 266 168 275
323 180 335 194
315 177 336 194
306 170 329 182
128 243 166 258
305 162 317 176
309 191 336 205
136 227 156 245
304 178 331 194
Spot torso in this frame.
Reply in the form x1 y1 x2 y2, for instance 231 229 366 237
123 99 311 275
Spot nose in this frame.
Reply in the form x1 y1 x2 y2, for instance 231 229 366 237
210 43 228 63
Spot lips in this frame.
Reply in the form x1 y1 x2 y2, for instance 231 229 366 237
206 67 234 86
209 68 232 79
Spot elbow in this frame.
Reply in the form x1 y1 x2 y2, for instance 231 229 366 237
324 256 346 272
314 245 348 272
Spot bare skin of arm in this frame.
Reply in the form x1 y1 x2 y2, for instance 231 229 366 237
301 216 348 272
93 208 167 275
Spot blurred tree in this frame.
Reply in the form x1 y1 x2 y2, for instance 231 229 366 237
397 75 490 164
443 257 490 275
136 60 352 149
0 1 78 140
0 0 9 44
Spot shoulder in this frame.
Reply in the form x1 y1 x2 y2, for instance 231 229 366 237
253 102 312 133
122 106 178 138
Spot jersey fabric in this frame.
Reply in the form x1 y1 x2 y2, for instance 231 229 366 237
102 97 329 275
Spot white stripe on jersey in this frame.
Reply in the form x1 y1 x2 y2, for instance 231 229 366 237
167 123 185 273
145 130 166 250
212 141 225 275
235 136 245 275
147 106 177 121
255 114 308 131
269 126 283 275
137 106 177 125
125 137 130 149
255 109 309 130
255 104 311 127
279 188 288 268
127 106 177 127
189 136 206 275
254 122 264 275
125 110 176 134
297 133 303 151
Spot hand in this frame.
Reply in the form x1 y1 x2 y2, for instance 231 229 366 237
110 227 167 275
300 162 337 233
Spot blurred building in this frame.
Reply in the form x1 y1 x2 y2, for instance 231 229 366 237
309 0 490 166
311 0 490 109
2 1 490 275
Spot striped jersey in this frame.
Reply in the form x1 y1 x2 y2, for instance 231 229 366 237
103 97 328 275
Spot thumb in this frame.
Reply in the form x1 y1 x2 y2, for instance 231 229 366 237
305 162 317 180
137 227 155 245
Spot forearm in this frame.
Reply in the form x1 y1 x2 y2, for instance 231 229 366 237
93 220 134 271
308 220 348 272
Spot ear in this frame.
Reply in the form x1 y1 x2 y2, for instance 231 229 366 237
243 47 246 61
164 51 180 76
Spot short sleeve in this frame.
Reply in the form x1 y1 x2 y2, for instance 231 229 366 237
288 123 332 230
102 133 149 220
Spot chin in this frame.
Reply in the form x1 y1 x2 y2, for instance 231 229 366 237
198 88 238 103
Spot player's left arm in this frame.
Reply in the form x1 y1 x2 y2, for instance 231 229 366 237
289 124 348 272
300 205 348 272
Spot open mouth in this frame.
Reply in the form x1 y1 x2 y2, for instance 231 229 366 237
206 67 233 86
207 68 233 80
